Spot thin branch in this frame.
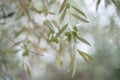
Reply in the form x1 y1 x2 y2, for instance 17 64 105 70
18 0 58 51
0 29 42 55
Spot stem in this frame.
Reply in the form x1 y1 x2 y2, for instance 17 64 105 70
18 0 58 52
0 29 39 55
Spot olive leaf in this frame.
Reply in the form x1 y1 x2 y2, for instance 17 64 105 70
72 6 87 18
44 20 54 29
46 20 53 27
77 50 95 63
72 57 76 77
77 36 91 46
55 23 68 38
26 66 31 77
59 0 67 13
67 53 75 73
52 20 60 29
71 13 89 23
60 7 67 23
67 52 76 77
59 41 62 55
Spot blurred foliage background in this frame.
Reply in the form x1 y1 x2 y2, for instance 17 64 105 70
0 0 120 80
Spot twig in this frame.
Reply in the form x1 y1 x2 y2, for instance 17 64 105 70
0 29 42 55
18 0 58 52
18 0 58 51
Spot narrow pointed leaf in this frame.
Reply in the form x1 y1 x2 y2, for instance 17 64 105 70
71 13 89 23
72 6 87 18
59 0 67 13
52 20 60 29
77 36 91 46
26 66 31 77
77 50 95 63
72 58 76 77
59 41 62 55
60 8 66 23
55 23 68 38
67 53 75 72
45 20 54 29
